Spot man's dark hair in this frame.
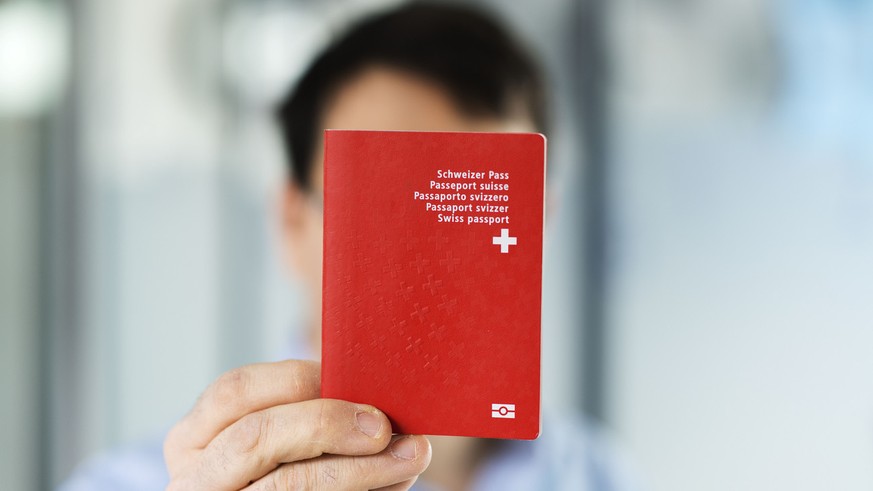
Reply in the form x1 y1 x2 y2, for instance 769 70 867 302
275 1 547 190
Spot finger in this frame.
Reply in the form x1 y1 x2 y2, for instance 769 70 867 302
180 399 394 490
167 360 320 452
243 435 432 491
372 475 419 491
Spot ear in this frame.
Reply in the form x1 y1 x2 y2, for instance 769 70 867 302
280 182 309 276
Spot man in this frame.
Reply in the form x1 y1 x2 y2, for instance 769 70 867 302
61 3 639 490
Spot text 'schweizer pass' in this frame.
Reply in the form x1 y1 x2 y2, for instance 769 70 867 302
321 130 545 439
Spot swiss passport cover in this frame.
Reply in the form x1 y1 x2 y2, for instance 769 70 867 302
322 130 544 439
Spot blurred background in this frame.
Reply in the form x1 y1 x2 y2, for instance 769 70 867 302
1 0 871 489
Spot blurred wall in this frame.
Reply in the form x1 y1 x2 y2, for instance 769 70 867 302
608 1 873 490
1 120 42 491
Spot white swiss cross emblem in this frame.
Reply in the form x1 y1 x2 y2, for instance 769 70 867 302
491 228 517 253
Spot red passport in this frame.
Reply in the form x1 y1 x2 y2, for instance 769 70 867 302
322 130 545 439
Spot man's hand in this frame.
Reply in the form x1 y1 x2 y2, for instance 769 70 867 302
164 360 431 490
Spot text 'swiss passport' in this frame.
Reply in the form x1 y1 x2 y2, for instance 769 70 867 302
322 130 545 439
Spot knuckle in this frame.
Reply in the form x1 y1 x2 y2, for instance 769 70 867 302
163 422 188 452
286 360 320 398
307 399 387 455
319 462 339 486
310 399 332 447
345 458 374 484
210 367 250 409
254 471 281 491
226 410 272 457
276 464 306 491
260 458 374 491
309 399 353 454
261 460 332 490
301 461 334 490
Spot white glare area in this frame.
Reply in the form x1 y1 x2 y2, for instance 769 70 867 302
222 4 328 108
0 1 68 117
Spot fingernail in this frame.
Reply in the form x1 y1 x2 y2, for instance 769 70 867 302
356 411 382 438
390 437 417 460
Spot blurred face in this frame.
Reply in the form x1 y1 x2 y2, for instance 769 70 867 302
282 65 535 353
